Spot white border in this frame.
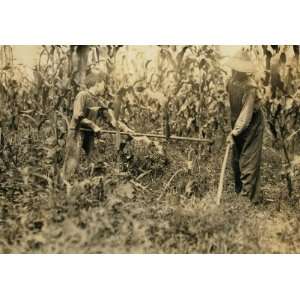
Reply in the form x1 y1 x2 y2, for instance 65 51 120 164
1 0 299 44
1 0 300 299
1 254 300 300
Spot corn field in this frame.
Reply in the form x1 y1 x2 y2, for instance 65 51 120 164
1 45 300 253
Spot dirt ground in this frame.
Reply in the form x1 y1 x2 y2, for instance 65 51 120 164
1 132 300 254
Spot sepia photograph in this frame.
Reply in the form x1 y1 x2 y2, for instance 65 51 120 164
1 45 300 253
2 0 300 299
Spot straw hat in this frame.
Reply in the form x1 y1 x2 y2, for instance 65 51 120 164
225 50 257 73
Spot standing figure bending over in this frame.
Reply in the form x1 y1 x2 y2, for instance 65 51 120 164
63 72 132 180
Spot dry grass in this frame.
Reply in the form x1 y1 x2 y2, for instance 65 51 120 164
1 134 300 254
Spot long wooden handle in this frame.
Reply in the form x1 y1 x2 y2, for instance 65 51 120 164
216 143 231 205
77 128 212 143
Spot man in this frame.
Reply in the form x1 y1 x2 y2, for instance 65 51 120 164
226 50 265 203
62 72 132 180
